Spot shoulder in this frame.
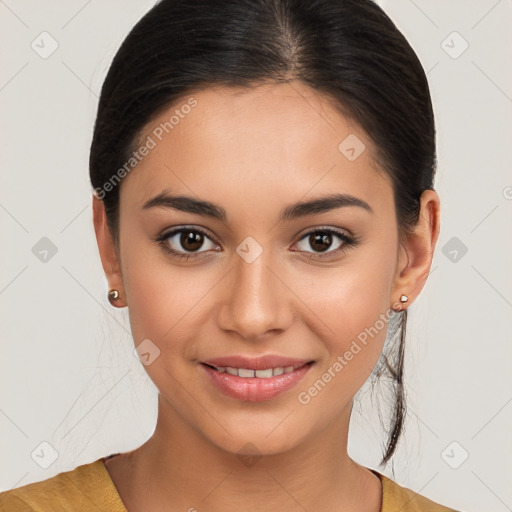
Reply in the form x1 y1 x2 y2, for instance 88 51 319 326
0 456 126 512
376 471 461 512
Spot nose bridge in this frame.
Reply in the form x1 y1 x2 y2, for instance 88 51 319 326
217 239 291 339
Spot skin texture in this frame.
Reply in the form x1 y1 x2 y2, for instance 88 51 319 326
93 81 440 511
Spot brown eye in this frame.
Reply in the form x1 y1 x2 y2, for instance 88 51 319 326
294 228 357 258
157 227 219 258
180 230 204 252
308 232 333 253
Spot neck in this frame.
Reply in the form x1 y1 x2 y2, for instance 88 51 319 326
111 394 382 512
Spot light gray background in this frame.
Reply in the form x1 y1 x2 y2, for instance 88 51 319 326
1 1 511 510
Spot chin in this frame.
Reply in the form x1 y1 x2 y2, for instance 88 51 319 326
206 423 310 460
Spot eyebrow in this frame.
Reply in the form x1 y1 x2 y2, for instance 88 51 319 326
142 191 373 222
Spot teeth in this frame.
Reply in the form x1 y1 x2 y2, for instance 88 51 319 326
214 365 303 378
255 368 273 378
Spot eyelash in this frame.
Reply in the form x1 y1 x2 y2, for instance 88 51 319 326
155 226 359 261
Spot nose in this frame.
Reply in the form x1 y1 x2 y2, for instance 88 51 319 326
216 248 294 342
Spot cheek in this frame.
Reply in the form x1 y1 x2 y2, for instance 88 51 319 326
294 282 394 415
121 243 217 351
292 245 397 381
298 248 395 330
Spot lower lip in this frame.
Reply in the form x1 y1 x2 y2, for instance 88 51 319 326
201 362 313 402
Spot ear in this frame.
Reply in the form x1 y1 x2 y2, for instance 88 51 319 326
92 195 125 305
391 189 440 308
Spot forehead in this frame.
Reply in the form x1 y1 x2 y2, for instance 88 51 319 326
120 82 393 216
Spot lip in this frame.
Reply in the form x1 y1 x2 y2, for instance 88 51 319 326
201 355 312 371
200 356 314 402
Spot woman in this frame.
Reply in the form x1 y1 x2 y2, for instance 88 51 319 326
0 0 460 510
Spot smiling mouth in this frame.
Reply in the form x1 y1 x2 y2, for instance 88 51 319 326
200 360 314 401
202 361 314 378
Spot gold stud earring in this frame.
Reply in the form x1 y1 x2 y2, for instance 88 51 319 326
400 294 409 304
108 289 120 306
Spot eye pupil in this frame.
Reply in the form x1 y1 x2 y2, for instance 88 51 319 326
310 233 332 252
181 230 203 251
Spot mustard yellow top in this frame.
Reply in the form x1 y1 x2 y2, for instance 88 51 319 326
0 455 459 511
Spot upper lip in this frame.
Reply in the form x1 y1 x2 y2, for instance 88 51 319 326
201 355 313 371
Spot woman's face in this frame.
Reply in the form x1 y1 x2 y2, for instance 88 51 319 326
106 82 412 455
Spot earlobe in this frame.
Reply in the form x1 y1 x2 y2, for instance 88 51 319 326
92 195 126 307
391 189 441 309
